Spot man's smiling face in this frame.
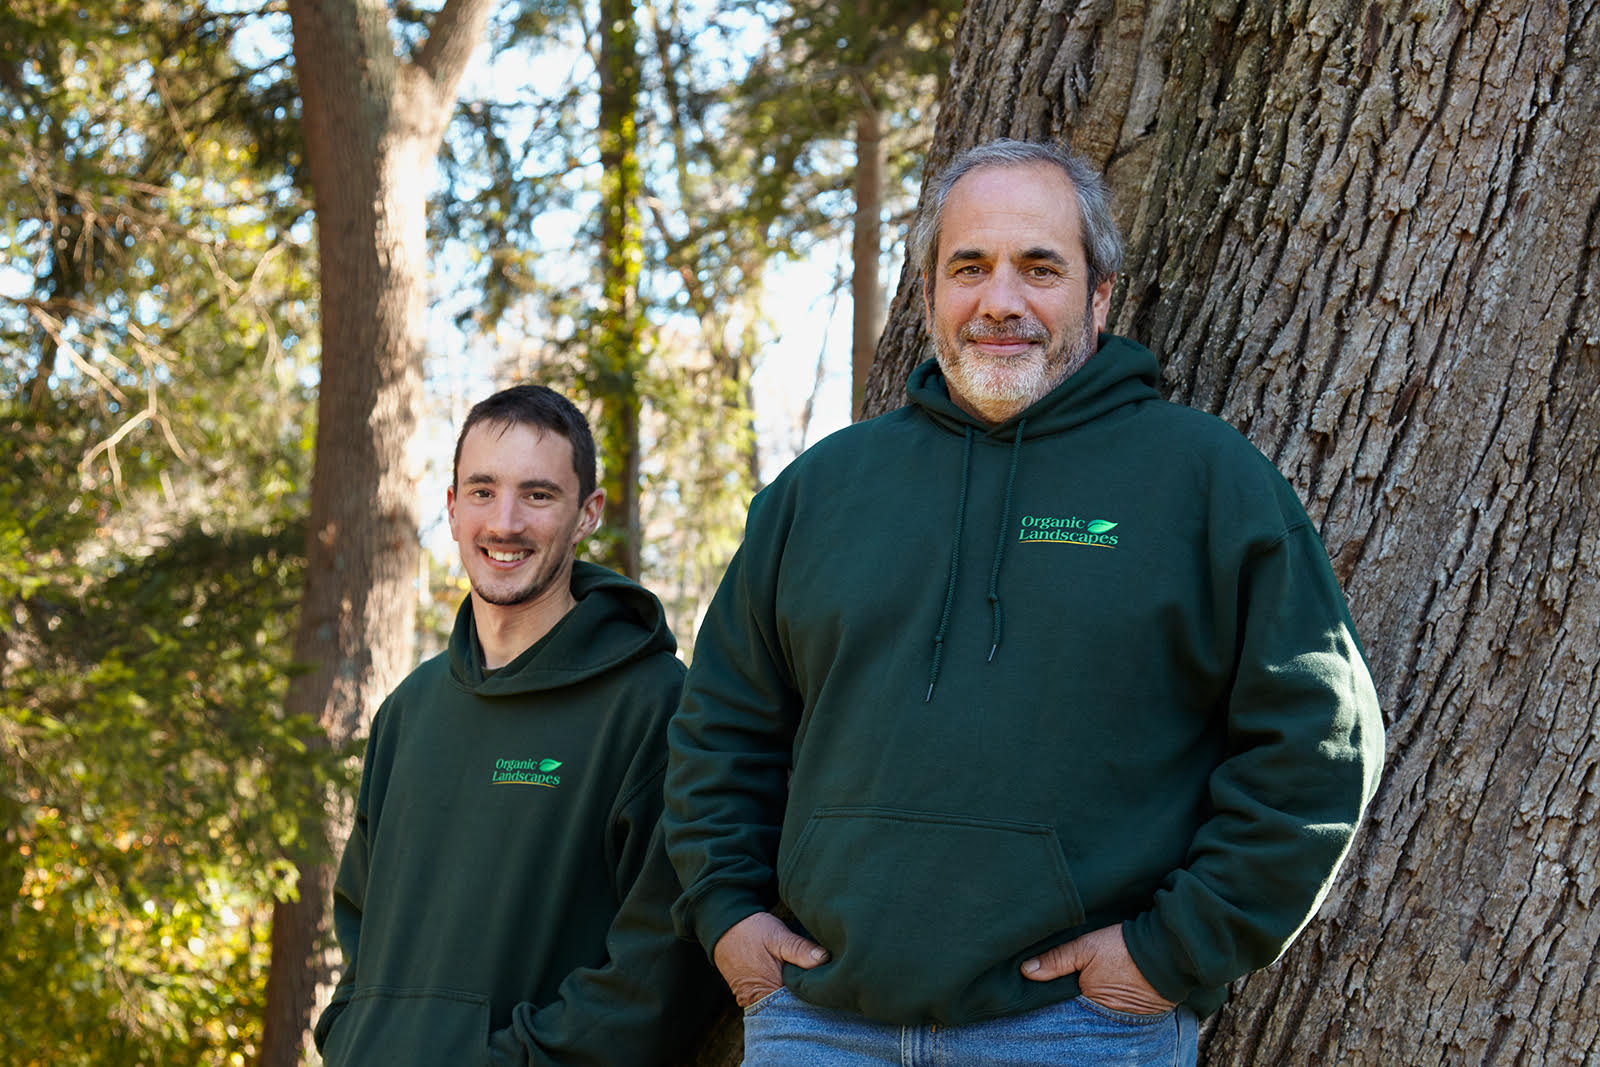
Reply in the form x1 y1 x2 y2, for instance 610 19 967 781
447 420 600 612
924 161 1114 425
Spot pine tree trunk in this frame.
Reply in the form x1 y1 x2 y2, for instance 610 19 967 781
856 1 1600 1062
594 0 646 579
260 2 494 1063
851 91 885 421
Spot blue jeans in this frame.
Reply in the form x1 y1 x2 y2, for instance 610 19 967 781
741 987 1198 1067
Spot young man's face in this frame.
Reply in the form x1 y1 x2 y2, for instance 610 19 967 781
924 161 1115 424
447 420 602 611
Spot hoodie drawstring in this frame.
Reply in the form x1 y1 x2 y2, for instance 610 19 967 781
986 419 1026 661
927 427 974 702
926 419 1026 701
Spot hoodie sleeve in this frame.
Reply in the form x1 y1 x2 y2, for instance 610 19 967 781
487 708 728 1066
1122 512 1386 1006
661 485 802 958
313 711 384 1054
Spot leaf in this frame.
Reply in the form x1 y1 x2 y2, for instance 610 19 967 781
1087 520 1118 534
538 758 562 773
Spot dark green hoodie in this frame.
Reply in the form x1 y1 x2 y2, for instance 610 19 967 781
316 561 724 1066
665 335 1384 1024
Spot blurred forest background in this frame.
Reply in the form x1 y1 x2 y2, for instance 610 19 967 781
4 0 1597 1065
1 0 958 1061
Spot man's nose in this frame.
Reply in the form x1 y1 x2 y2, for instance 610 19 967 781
977 265 1026 319
485 495 524 535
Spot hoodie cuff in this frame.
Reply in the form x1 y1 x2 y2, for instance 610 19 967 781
1121 914 1198 1007
689 888 767 961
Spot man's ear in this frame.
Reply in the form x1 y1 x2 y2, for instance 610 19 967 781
1091 274 1115 335
921 271 934 326
575 489 605 543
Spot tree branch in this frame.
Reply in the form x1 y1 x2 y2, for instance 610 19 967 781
411 0 498 104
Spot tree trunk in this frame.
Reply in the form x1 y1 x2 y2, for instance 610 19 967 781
856 0 1600 1063
260 2 495 1063
851 88 885 421
594 0 646 579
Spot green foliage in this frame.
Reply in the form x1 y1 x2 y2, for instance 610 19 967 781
718 0 962 251
0 0 311 443
0 515 339 1067
0 2 327 1063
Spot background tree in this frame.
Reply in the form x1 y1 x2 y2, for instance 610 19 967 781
727 0 962 417
590 0 648 578
260 0 496 1062
422 0 865 641
859 1 1598 1063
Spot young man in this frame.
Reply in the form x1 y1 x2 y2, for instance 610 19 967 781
316 384 722 1065
665 140 1385 1065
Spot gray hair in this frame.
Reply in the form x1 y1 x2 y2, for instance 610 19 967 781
910 138 1124 290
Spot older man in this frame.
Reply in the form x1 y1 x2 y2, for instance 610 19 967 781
665 140 1384 1065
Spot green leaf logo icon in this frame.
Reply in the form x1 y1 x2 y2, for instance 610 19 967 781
1087 520 1118 534
538 759 563 773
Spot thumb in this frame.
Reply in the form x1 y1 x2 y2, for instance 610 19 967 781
769 928 831 970
1020 937 1082 982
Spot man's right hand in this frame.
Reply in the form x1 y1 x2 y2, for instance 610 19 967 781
711 911 830 1007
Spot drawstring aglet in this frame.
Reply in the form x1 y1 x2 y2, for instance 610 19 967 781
988 643 997 662
925 683 935 703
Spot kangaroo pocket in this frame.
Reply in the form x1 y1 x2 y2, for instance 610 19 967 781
321 985 491 1067
779 806 1085 1024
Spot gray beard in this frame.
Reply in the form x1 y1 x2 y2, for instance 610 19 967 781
935 294 1098 424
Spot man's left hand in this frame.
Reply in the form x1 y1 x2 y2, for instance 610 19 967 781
1020 924 1176 1015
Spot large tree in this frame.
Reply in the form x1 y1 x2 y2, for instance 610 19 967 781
260 1 496 1063
856 1 1598 1063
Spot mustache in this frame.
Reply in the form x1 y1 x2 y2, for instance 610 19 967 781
959 321 1048 344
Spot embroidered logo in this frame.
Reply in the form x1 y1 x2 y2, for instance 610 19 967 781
1018 514 1120 548
490 757 564 788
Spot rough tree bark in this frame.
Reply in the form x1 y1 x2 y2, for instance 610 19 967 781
259 1 495 1063
854 0 1598 1063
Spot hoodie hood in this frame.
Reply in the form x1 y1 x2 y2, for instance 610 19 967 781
905 333 1162 439
448 560 677 696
